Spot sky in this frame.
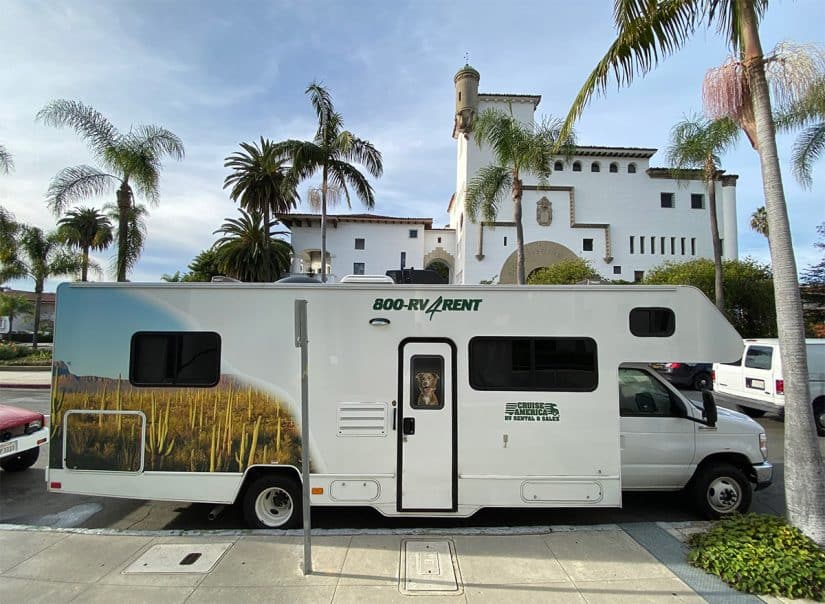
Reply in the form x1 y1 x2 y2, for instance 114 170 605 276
1 0 823 291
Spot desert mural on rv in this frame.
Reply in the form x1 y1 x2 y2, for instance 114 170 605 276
49 288 303 473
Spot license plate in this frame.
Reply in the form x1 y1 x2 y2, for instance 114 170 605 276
0 440 18 457
747 378 765 390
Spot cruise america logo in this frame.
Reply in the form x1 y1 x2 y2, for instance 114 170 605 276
372 296 482 321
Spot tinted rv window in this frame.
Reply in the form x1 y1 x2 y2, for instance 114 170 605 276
629 308 675 337
469 337 598 391
130 332 221 387
744 345 773 370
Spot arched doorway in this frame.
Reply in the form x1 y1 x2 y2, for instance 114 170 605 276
425 260 451 283
498 241 577 284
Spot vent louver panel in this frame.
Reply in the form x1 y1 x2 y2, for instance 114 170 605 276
337 403 388 437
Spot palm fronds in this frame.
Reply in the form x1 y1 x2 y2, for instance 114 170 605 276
0 144 13 174
37 99 118 159
45 166 118 215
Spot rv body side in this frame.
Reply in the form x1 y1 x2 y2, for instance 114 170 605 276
48 282 748 525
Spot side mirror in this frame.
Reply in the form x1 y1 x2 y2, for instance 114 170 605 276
701 390 718 427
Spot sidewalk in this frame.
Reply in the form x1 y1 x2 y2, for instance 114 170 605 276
0 522 763 603
0 367 51 389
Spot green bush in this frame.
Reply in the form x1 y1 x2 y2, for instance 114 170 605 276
0 344 51 365
688 514 825 600
527 259 602 285
0 342 26 360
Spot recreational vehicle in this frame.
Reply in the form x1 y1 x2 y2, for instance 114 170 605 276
47 281 772 527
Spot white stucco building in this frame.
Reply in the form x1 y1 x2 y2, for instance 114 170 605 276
280 65 738 284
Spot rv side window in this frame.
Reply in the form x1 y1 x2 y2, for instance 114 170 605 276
130 332 221 387
629 308 675 337
469 337 598 391
744 345 773 370
411 355 444 409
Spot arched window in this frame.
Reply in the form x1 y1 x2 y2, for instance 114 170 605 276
628 163 637 174
572 161 582 172
553 161 563 171
591 162 600 173
609 162 618 173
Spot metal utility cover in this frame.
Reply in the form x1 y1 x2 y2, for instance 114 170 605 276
401 540 462 594
124 543 233 574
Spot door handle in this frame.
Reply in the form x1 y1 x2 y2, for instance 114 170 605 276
403 417 415 435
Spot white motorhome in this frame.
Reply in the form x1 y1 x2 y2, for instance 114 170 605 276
713 339 825 436
47 281 772 527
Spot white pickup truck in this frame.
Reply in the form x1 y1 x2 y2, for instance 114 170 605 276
713 339 825 436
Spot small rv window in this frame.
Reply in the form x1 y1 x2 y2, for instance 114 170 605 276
130 332 221 387
629 308 675 337
744 345 773 370
469 337 598 391
411 355 444 409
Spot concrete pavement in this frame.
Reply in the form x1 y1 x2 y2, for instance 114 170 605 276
0 367 51 389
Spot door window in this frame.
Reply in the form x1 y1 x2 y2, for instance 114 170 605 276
744 346 773 370
411 355 444 409
619 368 684 417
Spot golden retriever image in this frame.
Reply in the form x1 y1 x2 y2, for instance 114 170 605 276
415 371 440 407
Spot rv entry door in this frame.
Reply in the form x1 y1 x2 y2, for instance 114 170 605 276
398 340 456 511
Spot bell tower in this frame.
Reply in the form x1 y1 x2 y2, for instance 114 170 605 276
453 63 479 138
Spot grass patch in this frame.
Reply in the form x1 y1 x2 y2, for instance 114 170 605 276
688 514 825 600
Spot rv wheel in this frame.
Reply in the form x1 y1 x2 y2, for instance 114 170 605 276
691 463 751 519
0 446 39 472
242 475 302 529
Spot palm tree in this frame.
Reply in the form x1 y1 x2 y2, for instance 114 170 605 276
666 115 739 311
37 100 184 281
103 203 148 280
0 207 21 281
275 83 383 282
560 0 824 546
0 292 34 334
774 77 825 188
57 207 113 282
6 226 81 348
0 144 12 174
466 109 574 285
750 206 769 237
212 209 292 282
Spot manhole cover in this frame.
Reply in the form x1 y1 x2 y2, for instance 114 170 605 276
400 539 462 595
124 543 233 574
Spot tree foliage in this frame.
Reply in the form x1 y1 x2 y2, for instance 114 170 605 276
212 209 292 282
0 144 12 174
644 258 776 337
800 222 825 336
57 207 113 281
161 249 223 282
0 293 34 333
527 259 602 285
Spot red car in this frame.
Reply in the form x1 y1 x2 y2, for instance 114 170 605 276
0 404 49 472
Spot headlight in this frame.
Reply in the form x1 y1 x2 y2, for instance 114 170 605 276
759 432 768 460
25 420 43 434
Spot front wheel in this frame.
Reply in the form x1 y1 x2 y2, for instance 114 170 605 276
691 463 752 519
693 372 711 391
242 475 302 529
0 446 39 472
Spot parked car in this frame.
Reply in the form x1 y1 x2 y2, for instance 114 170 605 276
651 362 713 391
0 404 48 472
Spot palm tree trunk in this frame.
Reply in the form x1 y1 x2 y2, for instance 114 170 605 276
512 175 526 285
32 283 42 350
320 163 328 283
739 0 825 547
706 172 724 311
81 245 89 282
116 182 131 282
263 203 272 282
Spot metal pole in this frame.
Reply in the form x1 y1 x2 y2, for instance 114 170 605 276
294 299 312 574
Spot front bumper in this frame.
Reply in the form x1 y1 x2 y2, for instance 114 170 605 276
0 427 49 459
753 461 773 490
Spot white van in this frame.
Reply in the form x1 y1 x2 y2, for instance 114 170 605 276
47 281 772 527
713 339 825 436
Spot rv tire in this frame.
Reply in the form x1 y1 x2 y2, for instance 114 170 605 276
0 446 39 472
691 462 751 519
242 475 302 529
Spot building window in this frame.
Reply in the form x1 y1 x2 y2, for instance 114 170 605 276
353 262 365 275
691 193 705 209
660 237 666 254
628 163 637 174
634 270 645 283
582 238 593 251
554 161 563 171
629 236 635 254
670 237 676 255
660 193 675 208
613 266 622 275
400 251 406 267
609 162 618 173
591 162 600 173
130 332 221 387
640 236 645 254
469 337 598 392
691 238 696 255
354 238 365 250
650 237 656 254
437 236 442 243
629 308 676 337
409 229 418 238
572 161 582 172
681 237 686 255
503 236 508 246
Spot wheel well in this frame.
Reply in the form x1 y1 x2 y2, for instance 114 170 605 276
813 396 825 409
695 453 755 483
235 465 302 505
